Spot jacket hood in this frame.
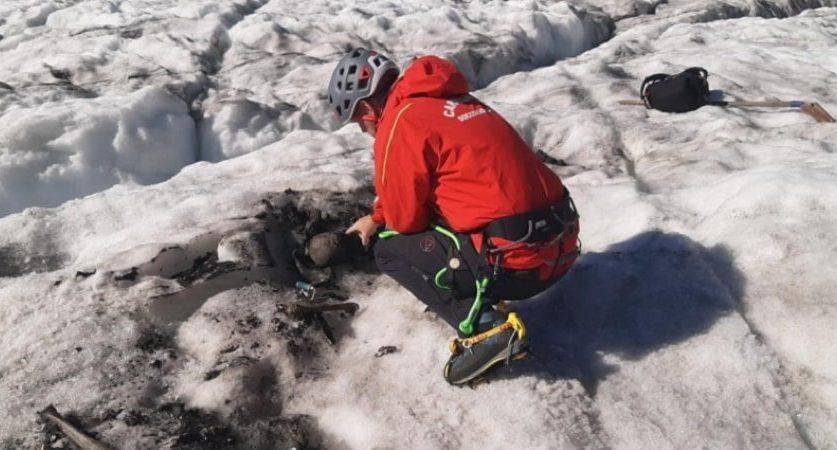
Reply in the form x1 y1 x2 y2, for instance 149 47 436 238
385 56 470 112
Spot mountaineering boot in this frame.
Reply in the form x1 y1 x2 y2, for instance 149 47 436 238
443 312 528 385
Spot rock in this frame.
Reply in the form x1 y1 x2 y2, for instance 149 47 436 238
306 232 363 267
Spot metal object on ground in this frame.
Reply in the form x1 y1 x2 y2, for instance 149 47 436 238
290 280 357 345
294 281 349 302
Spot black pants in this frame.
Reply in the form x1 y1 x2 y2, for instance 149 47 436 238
373 228 556 330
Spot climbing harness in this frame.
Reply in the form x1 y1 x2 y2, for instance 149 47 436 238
377 189 580 336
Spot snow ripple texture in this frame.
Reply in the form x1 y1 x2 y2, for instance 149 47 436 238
1 0 837 448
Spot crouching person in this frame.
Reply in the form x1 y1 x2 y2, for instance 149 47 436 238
328 49 580 384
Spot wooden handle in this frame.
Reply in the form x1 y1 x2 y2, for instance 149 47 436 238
618 99 645 106
717 100 800 108
617 98 835 123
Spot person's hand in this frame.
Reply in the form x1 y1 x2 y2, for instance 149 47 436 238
346 214 381 247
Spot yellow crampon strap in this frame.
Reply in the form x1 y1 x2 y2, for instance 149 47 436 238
449 313 526 353
507 312 526 340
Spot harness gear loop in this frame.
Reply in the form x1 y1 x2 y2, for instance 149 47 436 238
487 220 534 254
481 187 580 285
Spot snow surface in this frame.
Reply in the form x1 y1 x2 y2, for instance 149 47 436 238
2 0 837 448
0 0 613 216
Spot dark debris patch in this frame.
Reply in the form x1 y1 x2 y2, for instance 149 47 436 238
157 403 237 449
36 406 103 449
120 29 143 39
29 400 319 449
257 187 377 286
204 369 222 381
173 252 241 286
375 345 399 358
26 286 329 448
220 344 239 354
47 66 72 81
75 269 96 279
235 314 263 335
114 267 139 282
154 402 316 449
136 327 173 353
118 409 148 427
261 186 376 246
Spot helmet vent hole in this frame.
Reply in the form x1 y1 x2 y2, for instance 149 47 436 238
337 81 342 89
346 81 354 91
373 57 381 66
339 68 344 75
343 99 350 110
336 105 342 114
348 65 357 75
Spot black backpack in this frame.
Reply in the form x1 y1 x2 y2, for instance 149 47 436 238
640 67 709 113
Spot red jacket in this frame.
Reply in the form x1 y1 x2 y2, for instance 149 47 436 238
371 56 578 280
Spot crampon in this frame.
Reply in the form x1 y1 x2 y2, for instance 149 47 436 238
443 312 529 386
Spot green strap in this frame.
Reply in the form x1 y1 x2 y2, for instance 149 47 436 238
434 267 451 290
458 277 490 335
432 225 460 250
432 225 484 334
376 225 486 335
432 225 460 290
379 225 467 300
379 225 458 246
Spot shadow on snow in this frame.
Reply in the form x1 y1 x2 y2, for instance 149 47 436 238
508 230 746 396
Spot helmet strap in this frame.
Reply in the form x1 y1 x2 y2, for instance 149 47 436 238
356 99 384 125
